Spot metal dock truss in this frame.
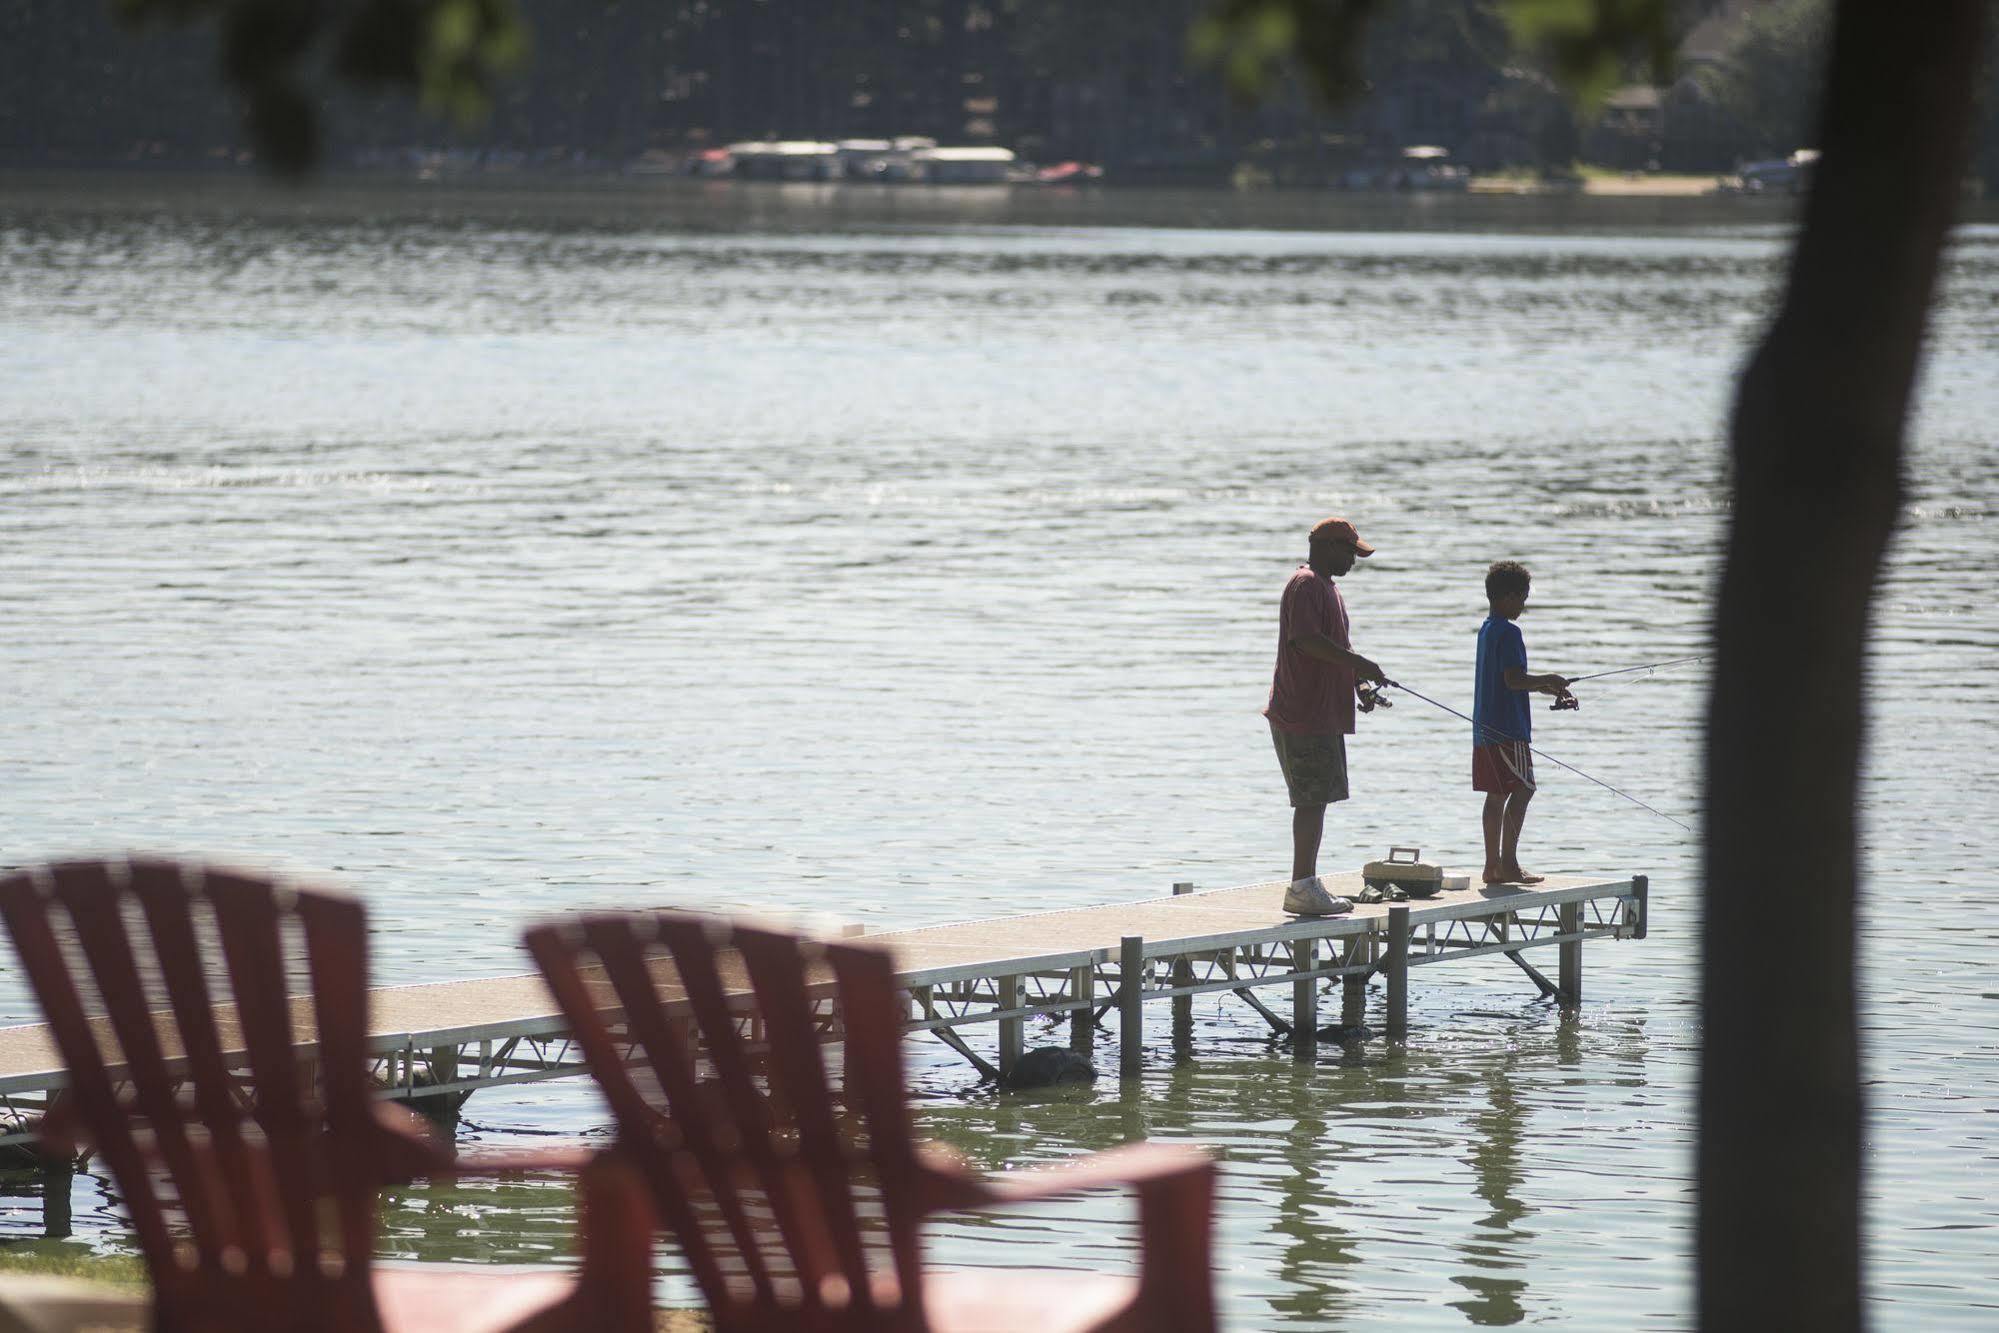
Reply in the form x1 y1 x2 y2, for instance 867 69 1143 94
0 871 1647 1233
877 873 1649 1082
0 978 827 1153
0 1024 599 1154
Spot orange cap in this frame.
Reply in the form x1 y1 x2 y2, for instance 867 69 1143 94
1309 516 1375 556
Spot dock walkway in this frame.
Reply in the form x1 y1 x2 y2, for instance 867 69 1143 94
0 869 1647 1151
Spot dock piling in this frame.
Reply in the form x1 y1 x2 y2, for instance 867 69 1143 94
1069 963 1095 1053
1386 905 1410 1041
997 974 1023 1079
1632 874 1649 939
1292 938 1317 1062
1171 883 1194 1057
40 1150 71 1240
1119 936 1144 1079
417 1045 464 1129
1559 901 1582 1006
1340 936 1367 1028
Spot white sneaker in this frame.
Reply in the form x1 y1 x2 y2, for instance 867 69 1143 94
1283 877 1354 917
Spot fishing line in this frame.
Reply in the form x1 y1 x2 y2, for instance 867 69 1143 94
1382 678 1694 833
1572 655 1707 704
1566 655 1706 685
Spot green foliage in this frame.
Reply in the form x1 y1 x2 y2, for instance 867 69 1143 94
419 0 529 125
1191 0 1386 103
1499 0 1675 109
1695 0 1829 159
1192 0 1682 111
112 0 528 174
0 1241 147 1286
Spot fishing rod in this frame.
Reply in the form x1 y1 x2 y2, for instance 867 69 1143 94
1566 655 1706 685
1381 677 1694 833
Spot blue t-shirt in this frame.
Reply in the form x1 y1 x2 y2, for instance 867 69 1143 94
1474 617 1531 745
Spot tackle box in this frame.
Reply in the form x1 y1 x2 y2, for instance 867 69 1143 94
1362 847 1457 898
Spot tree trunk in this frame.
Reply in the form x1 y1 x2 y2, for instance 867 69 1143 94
1701 2 1986 1329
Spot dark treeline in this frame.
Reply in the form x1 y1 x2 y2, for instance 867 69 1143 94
8 0 1497 178
2 0 1971 181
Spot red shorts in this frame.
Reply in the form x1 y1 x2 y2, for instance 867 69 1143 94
1473 741 1535 793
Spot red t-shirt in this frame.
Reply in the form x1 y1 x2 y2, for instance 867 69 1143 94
1264 565 1354 736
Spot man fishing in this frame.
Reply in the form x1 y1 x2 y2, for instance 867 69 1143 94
1264 516 1392 916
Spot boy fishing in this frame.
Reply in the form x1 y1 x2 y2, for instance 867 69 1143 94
1473 562 1575 885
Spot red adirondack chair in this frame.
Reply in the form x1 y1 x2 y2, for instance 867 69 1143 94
0 858 654 1333
525 911 1220 1333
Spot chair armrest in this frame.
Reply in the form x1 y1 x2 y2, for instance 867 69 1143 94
920 1141 1220 1332
569 1152 656 1332
920 1141 1212 1211
374 1121 655 1331
489 1151 656 1333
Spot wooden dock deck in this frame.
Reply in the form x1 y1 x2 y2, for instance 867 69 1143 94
0 868 1648 1156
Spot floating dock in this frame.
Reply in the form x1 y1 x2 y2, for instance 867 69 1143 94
0 870 1647 1154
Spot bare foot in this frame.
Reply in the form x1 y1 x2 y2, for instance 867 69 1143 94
1501 863 1546 885
1482 863 1509 885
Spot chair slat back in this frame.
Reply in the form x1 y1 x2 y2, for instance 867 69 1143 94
0 858 381 1323
527 912 930 1332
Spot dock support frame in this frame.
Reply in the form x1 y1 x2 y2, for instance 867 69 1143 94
1171 883 1195 1057
1070 964 1095 1053
1119 936 1145 1079
1291 939 1317 1062
1558 901 1582 1007
39 1147 72 1240
996 975 1024 1080
1385 905 1410 1041
0 876 1651 1146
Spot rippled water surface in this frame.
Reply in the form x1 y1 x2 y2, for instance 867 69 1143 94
2 176 1995 1329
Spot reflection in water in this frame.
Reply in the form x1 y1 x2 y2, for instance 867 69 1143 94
1452 1064 1530 1325
378 1172 580 1265
1268 1091 1361 1328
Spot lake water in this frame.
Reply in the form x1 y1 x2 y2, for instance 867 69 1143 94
2 175 1995 1329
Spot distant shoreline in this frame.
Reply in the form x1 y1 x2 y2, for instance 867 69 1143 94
0 165 1839 238
1 159 1732 196
15 163 1992 232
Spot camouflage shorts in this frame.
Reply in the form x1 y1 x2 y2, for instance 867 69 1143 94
1270 723 1350 808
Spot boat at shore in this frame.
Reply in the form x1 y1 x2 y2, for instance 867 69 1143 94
659 137 1033 184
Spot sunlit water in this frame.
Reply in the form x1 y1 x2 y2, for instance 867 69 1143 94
2 176 1995 1329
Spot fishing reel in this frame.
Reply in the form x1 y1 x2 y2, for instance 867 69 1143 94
1550 686 1580 712
1357 681 1392 713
